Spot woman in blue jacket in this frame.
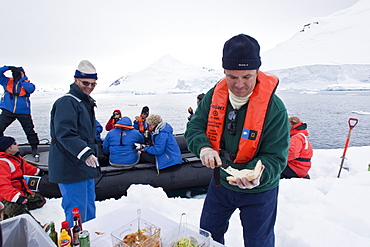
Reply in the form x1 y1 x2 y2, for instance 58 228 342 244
139 114 182 171
103 117 144 166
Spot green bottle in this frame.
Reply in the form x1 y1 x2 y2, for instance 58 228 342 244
49 221 58 245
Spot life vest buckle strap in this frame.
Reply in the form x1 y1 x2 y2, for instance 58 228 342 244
11 176 24 181
220 150 236 163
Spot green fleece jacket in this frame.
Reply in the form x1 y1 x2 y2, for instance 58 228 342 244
185 78 289 193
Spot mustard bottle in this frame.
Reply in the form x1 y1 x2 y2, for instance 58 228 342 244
59 229 71 247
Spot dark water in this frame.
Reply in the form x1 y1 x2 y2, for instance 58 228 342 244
3 91 370 150
277 91 370 149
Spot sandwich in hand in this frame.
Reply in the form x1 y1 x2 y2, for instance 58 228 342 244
222 160 263 182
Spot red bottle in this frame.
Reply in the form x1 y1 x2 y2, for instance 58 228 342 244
72 208 83 231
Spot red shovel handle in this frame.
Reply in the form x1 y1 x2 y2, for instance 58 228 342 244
338 118 358 178
348 118 358 129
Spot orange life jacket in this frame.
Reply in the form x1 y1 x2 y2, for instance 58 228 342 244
206 71 278 163
114 124 134 130
6 78 28 96
137 117 145 133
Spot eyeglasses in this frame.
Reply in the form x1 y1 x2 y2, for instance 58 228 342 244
114 112 120 115
13 142 17 145
78 79 97 87
227 110 237 135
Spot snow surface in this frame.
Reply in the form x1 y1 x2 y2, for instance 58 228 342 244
31 146 370 246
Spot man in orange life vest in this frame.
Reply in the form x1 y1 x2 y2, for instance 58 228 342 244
0 66 40 161
281 116 313 179
185 34 290 247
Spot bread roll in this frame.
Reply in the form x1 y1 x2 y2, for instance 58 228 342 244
224 160 262 182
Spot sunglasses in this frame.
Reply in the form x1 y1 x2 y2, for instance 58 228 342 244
13 142 17 145
114 112 120 115
79 79 97 87
227 110 237 135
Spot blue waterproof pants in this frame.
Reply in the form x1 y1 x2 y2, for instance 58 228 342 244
58 179 96 228
200 178 278 247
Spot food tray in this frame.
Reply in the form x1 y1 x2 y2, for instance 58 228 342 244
161 214 211 247
111 218 160 247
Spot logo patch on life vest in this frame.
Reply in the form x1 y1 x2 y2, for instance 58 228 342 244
241 128 258 140
24 175 41 192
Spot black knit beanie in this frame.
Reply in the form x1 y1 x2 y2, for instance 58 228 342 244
141 106 149 115
0 136 15 152
197 93 205 101
222 34 261 70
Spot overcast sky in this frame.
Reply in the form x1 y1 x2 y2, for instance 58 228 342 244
0 0 358 88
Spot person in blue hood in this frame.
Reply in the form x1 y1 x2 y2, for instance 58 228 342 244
139 114 182 171
103 116 144 166
0 66 40 161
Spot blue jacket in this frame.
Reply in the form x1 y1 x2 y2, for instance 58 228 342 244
0 66 35 114
95 120 103 142
103 117 144 165
48 83 101 183
144 122 182 170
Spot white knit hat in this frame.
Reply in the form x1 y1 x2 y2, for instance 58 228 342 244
74 60 98 79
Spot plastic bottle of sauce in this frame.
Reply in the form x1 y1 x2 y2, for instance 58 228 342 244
59 229 71 247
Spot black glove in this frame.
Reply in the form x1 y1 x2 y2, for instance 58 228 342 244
38 170 45 176
16 196 28 205
8 66 17 72
11 68 22 82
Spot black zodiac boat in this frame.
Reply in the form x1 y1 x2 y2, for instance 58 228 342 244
19 135 212 201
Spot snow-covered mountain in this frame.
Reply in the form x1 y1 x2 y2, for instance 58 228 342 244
262 0 369 70
101 0 370 93
260 0 370 90
100 55 223 94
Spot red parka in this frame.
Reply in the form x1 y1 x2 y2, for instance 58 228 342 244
105 109 122 131
0 152 40 203
288 122 313 177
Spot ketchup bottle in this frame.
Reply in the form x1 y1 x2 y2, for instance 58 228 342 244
72 207 83 230
61 221 72 240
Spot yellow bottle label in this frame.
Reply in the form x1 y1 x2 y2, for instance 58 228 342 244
59 229 71 247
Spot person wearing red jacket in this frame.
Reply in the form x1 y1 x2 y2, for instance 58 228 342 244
105 109 122 131
281 117 313 179
0 201 2 247
0 136 46 223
